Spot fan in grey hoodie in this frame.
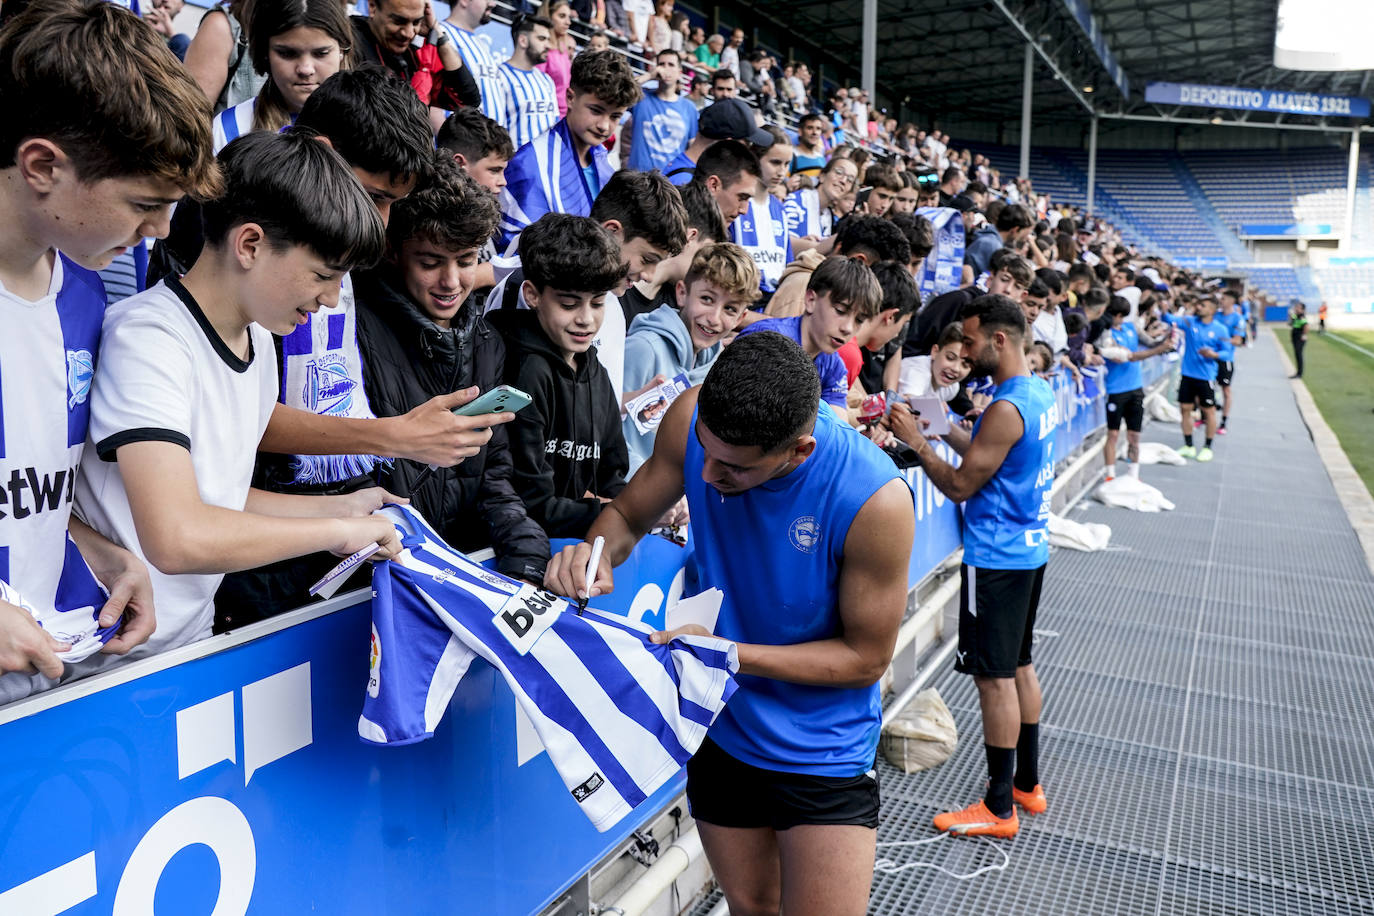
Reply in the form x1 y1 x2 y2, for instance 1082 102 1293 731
621 243 760 473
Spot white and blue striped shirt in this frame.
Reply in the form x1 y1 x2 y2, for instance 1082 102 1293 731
782 187 832 240
361 505 740 832
731 196 794 293
442 22 503 120
212 98 255 154
497 62 559 152
0 256 117 704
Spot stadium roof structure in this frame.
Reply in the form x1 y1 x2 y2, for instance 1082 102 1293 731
741 0 1374 131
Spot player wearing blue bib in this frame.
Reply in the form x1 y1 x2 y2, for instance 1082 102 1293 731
1097 297 1174 480
0 2 218 694
1215 290 1247 436
1161 297 1233 461
890 294 1057 839
546 332 914 916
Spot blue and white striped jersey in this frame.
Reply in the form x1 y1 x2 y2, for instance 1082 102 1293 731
0 255 115 704
361 505 740 831
730 196 793 293
782 187 832 240
441 22 503 120
496 62 559 152
212 98 255 153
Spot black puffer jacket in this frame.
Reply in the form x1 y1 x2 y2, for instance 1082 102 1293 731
353 268 549 582
485 308 628 539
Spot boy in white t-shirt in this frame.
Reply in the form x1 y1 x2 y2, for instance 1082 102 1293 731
897 320 972 403
74 131 403 671
0 1 220 701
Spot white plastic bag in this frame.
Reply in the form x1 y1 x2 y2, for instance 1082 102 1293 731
1095 476 1176 512
1048 512 1111 551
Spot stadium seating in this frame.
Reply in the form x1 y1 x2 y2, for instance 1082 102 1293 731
1235 265 1303 301
970 143 1373 279
1183 147 1353 239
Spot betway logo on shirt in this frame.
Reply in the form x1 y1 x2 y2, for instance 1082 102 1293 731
0 464 76 520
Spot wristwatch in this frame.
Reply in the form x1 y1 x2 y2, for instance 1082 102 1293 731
428 25 450 47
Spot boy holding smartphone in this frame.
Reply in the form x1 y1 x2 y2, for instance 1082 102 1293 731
355 154 549 584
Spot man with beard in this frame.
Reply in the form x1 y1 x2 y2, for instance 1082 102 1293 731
546 331 914 916
888 294 1056 840
497 14 558 150
442 0 503 120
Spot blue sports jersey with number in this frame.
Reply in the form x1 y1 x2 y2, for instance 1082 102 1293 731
361 505 739 831
1103 322 1143 395
963 374 1057 569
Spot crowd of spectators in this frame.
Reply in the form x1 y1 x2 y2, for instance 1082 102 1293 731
0 0 1293 712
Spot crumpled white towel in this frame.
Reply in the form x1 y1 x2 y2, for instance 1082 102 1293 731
1115 439 1187 465
1095 475 1176 512
1048 513 1111 551
1145 391 1180 423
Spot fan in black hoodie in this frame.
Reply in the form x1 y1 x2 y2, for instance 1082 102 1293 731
354 271 550 581
483 213 631 539
486 308 629 538
351 154 549 581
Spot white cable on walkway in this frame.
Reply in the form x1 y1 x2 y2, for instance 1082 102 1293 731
873 834 1010 880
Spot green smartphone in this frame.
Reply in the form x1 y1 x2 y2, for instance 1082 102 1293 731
452 385 533 417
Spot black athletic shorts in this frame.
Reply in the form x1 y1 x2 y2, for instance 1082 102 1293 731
1177 375 1216 409
686 737 881 830
1105 389 1145 432
1216 361 1235 387
954 564 1046 679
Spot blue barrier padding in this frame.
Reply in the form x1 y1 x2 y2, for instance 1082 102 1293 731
0 354 1170 914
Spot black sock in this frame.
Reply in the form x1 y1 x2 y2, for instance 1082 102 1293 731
1205 437 1213 448
1014 723 1040 792
1184 433 1194 447
984 744 1015 818
1220 416 1228 428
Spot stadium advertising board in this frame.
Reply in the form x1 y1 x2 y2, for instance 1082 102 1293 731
1145 81 1371 118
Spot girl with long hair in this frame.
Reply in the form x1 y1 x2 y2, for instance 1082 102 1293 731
213 0 351 151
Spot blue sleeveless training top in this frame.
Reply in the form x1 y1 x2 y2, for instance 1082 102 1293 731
683 403 903 776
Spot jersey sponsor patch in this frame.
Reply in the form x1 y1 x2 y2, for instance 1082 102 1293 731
494 583 566 655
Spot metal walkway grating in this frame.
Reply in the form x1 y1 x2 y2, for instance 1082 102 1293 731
870 334 1374 916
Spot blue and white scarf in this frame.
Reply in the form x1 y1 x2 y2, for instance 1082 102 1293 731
915 206 966 303
278 275 388 485
496 119 615 257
